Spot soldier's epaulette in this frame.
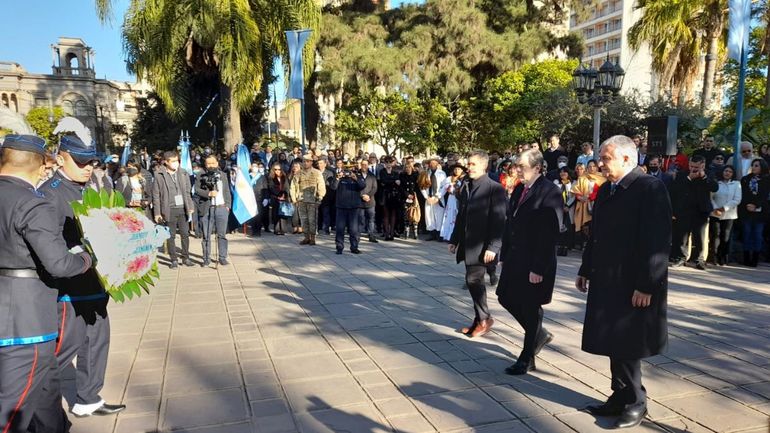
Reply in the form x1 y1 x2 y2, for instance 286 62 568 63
50 179 61 188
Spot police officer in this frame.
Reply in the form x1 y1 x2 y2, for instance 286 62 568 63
0 134 93 433
38 135 126 418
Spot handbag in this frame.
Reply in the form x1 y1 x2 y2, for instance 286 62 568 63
278 201 295 217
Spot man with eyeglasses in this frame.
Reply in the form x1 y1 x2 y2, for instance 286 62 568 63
727 141 757 178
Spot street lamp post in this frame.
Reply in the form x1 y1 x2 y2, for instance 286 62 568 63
571 56 625 147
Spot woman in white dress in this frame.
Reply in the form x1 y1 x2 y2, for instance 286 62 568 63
439 163 467 241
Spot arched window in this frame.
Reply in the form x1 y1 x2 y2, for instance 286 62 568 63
1 94 8 108
61 100 74 115
74 99 89 116
66 53 80 75
10 94 18 112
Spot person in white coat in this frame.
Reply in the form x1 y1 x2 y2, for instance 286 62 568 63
708 165 742 266
439 163 466 241
422 157 447 240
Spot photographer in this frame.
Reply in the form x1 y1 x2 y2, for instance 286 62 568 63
194 155 232 266
334 166 366 254
152 151 195 268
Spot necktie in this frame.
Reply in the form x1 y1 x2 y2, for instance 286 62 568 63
518 186 530 206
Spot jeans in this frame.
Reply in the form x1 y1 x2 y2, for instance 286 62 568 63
336 208 360 251
743 220 765 252
359 206 376 236
201 206 228 261
166 207 190 261
708 217 734 261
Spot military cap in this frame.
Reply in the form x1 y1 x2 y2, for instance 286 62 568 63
1 134 47 155
59 135 99 164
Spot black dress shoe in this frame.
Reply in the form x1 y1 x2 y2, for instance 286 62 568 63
336 249 343 255
169 261 179 269
368 236 379 243
534 329 554 356
93 403 126 416
201 260 211 267
584 401 625 417
615 406 647 429
219 258 229 266
183 259 195 267
504 359 535 375
351 248 361 254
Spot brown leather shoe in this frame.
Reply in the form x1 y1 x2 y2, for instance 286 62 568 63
470 318 494 338
457 319 478 335
299 235 311 245
309 234 316 245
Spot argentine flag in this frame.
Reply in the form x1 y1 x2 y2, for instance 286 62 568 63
231 143 258 224
179 131 193 174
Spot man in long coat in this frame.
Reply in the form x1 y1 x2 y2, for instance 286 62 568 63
449 151 507 338
576 135 671 429
497 148 563 375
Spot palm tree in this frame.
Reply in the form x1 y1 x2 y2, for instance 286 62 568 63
628 0 727 111
96 0 320 152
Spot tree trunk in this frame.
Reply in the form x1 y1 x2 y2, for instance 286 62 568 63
221 84 241 154
701 31 720 111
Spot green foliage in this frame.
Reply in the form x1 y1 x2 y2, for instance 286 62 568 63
25 106 65 146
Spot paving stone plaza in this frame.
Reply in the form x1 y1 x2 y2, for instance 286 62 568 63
65 233 770 433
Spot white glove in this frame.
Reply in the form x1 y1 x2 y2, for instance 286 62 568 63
262 199 269 207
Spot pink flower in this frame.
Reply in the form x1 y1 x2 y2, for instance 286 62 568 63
110 210 145 233
126 255 150 275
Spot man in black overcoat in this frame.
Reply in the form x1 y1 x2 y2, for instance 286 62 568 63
497 148 563 375
576 135 672 429
449 151 507 338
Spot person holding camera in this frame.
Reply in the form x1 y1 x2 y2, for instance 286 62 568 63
195 155 232 266
152 151 195 268
334 166 366 254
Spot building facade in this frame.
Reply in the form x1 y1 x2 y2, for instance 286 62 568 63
570 0 658 99
0 37 149 152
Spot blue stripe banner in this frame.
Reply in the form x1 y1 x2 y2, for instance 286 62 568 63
285 30 313 100
728 0 751 61
232 143 258 224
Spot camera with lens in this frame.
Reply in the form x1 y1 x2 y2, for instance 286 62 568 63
199 170 221 191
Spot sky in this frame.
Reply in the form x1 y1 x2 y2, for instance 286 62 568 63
0 0 424 102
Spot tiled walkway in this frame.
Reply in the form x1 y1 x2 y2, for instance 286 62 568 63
66 232 770 432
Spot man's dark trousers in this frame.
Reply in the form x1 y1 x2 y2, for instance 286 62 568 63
671 216 708 262
336 209 360 251
498 299 543 362
465 265 491 322
167 207 190 261
609 358 646 409
202 206 228 261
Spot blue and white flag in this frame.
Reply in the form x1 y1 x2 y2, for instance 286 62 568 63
120 139 131 167
179 131 193 174
728 0 752 61
231 143 258 224
285 30 313 100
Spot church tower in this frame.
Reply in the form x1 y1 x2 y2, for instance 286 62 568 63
51 37 95 78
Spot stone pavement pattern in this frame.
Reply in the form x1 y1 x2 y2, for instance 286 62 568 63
64 232 770 433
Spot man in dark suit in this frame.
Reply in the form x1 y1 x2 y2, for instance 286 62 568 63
358 159 379 243
449 151 507 338
497 149 562 375
152 151 195 268
668 155 718 269
576 135 672 429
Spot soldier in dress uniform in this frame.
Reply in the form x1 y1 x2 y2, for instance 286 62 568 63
38 135 126 418
0 134 93 433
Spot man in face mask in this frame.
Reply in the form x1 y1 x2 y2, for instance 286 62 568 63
645 156 672 188
194 155 232 266
546 155 570 181
151 151 195 268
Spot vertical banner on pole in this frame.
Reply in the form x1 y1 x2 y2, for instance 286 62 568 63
728 0 751 172
285 29 313 151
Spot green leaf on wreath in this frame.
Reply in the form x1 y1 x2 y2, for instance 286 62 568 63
122 284 134 300
141 274 153 285
113 192 126 208
149 267 160 278
99 189 111 208
83 189 101 209
110 288 125 303
136 277 149 292
151 261 158 272
71 201 88 217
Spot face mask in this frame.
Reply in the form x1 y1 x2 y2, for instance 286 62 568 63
206 166 217 173
127 168 139 176
649 167 659 174
557 162 567 169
